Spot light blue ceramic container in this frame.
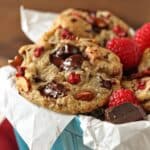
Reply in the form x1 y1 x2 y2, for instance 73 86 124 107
14 117 91 150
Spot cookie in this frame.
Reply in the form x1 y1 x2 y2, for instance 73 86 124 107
40 8 133 47
122 77 150 112
11 36 122 114
138 48 150 72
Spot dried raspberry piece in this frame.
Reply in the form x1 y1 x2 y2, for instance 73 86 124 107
109 89 139 108
34 47 44 57
16 66 26 77
113 25 128 37
67 72 81 84
61 28 76 40
137 80 146 90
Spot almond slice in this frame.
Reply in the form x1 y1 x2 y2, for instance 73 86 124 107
16 77 30 92
8 55 23 68
74 90 95 101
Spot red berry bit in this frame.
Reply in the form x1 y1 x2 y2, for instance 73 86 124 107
67 72 81 84
16 66 26 77
61 28 76 40
34 47 44 57
109 89 139 108
137 80 147 90
113 25 127 37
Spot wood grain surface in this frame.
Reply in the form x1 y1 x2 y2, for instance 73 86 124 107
0 0 150 59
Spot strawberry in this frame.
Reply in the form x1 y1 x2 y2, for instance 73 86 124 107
108 89 139 108
134 22 150 52
106 38 141 71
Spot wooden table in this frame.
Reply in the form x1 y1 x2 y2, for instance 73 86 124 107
1 0 150 59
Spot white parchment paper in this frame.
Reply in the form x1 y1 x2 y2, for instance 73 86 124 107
20 6 58 42
0 66 75 150
0 6 150 150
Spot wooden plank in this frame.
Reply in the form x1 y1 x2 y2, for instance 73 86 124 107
0 0 150 58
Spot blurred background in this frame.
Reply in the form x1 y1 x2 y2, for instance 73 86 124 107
0 0 150 65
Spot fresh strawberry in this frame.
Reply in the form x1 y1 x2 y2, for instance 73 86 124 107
109 89 139 108
106 38 141 71
134 22 150 52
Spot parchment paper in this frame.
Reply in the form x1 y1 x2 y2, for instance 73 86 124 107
0 6 150 150
0 66 75 150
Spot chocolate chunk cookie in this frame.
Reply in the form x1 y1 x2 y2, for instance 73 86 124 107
138 48 150 72
11 36 122 114
40 8 133 47
122 77 150 112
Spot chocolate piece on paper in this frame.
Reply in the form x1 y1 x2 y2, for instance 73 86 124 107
105 103 146 124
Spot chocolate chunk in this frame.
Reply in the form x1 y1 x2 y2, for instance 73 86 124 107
71 18 77 22
92 24 101 33
39 81 68 99
50 44 83 69
55 44 81 59
105 103 146 124
33 76 43 83
61 54 83 71
101 80 112 89
84 107 105 120
50 55 64 67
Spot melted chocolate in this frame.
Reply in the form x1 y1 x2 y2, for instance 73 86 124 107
50 44 84 70
39 81 68 99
